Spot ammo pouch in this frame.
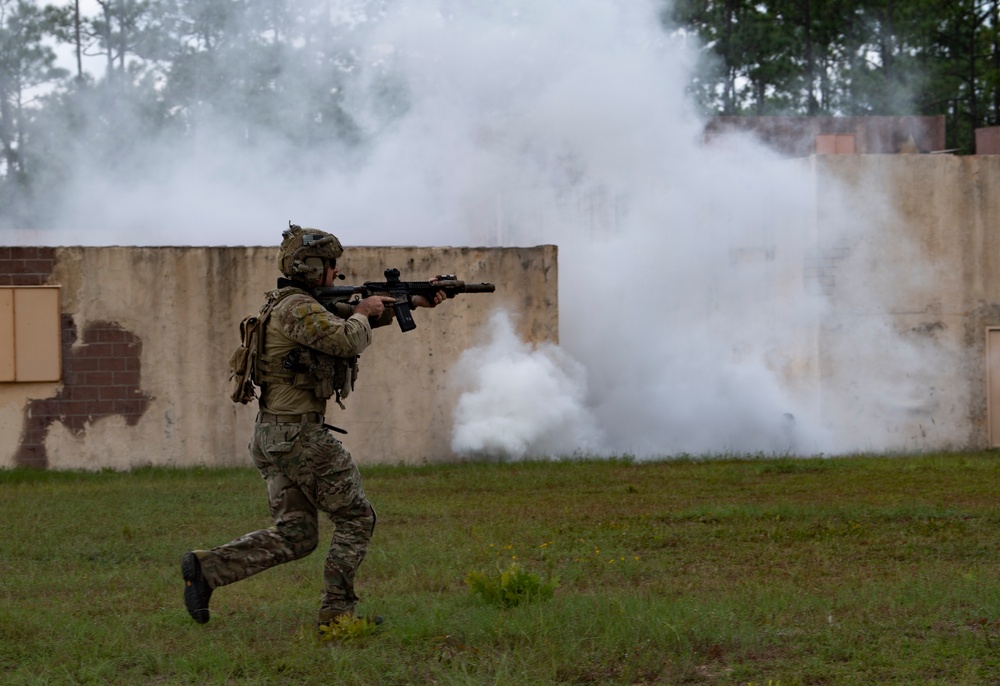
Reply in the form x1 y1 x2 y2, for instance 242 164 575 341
281 348 359 408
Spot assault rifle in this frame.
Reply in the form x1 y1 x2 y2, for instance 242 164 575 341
312 268 495 332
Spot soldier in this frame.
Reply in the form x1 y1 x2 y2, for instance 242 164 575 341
181 224 445 628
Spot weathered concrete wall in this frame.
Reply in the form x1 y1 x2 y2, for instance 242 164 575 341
813 155 1000 450
3 156 999 465
0 245 557 469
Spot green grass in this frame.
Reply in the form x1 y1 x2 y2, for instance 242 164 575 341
3 453 1000 684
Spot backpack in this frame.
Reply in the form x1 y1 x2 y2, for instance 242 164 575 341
228 291 294 404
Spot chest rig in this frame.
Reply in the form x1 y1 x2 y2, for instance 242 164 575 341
251 288 360 408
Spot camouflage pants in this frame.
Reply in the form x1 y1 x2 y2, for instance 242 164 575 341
196 419 376 618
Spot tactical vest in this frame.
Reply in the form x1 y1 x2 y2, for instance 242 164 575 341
253 288 360 408
230 288 359 408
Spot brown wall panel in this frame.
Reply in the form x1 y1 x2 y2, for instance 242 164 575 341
13 288 61 382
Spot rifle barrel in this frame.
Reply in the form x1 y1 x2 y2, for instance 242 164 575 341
459 282 495 293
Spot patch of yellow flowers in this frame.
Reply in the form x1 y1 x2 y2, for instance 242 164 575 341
317 614 380 642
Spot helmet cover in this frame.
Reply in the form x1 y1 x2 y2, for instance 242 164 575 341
278 222 343 284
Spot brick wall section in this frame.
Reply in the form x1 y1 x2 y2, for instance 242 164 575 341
14 319 152 468
0 247 57 286
2 247 152 468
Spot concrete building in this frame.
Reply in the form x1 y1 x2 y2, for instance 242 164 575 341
977 127 1000 155
706 116 947 156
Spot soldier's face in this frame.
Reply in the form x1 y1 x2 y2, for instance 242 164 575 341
321 261 339 286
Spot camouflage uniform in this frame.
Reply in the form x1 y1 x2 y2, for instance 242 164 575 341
190 228 387 623
198 413 375 618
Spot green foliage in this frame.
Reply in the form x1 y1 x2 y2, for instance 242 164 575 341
0 0 68 225
668 0 1000 150
465 562 557 608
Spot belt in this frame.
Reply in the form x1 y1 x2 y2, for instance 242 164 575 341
257 411 324 424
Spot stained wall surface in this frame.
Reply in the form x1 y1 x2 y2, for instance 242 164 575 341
813 155 1000 450
0 245 557 469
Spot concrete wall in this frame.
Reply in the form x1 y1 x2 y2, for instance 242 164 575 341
813 154 1000 450
0 245 557 469
3 156 1000 466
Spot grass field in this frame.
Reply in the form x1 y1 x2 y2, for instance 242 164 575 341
2 453 1000 685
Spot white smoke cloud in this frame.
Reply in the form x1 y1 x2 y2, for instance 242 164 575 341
450 311 602 459
17 0 956 458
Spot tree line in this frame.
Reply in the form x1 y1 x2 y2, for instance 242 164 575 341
1 0 384 228
668 0 1000 152
1 0 998 229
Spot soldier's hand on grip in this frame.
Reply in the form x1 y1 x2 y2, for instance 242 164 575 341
353 295 396 318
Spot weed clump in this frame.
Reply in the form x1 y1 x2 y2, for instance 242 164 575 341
465 562 557 608
317 614 380 642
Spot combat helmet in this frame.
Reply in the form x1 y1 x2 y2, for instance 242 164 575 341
278 222 343 285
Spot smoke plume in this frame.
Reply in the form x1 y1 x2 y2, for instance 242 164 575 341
15 0 954 458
